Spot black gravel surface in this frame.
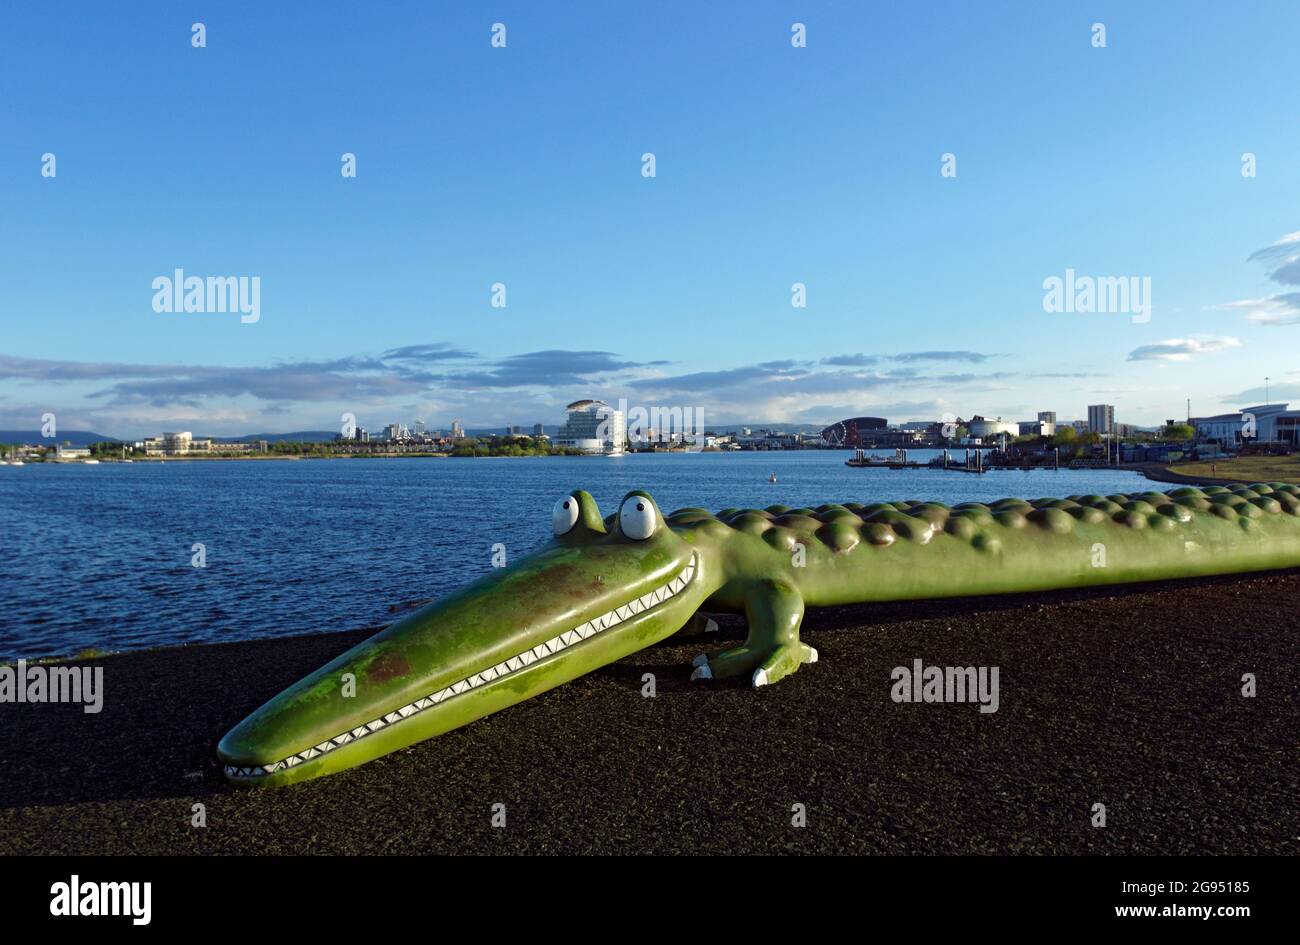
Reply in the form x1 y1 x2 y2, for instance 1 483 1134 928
1 571 1296 854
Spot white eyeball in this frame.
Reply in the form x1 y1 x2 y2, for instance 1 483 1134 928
552 495 581 535
619 496 657 540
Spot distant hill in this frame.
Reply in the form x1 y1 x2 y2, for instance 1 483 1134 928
712 422 829 434
0 430 119 447
210 431 338 444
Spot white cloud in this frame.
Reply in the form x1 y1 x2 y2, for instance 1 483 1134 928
1247 230 1300 286
1127 336 1241 362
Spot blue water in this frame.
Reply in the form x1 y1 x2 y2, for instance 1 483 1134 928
0 452 1150 658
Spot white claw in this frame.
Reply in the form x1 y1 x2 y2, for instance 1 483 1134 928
704 618 719 633
805 646 819 664
690 663 712 681
691 652 709 668
752 668 769 688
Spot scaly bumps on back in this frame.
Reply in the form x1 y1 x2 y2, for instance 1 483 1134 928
664 483 1300 557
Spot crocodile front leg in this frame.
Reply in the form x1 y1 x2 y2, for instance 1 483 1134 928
690 578 817 688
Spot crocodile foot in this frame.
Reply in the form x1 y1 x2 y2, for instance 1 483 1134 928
752 642 818 688
690 641 817 687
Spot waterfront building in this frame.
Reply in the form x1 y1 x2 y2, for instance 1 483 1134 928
555 400 626 454
450 419 464 439
968 415 1018 439
1198 403 1300 446
1087 404 1115 436
820 416 888 447
414 419 426 435
1192 412 1243 450
142 431 214 455
533 423 545 436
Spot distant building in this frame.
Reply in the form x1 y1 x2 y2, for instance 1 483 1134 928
1017 420 1054 437
1196 403 1300 446
1038 411 1057 426
968 415 1018 439
533 423 545 436
1088 404 1115 436
820 416 888 447
54 446 91 460
414 419 426 435
555 400 626 454
142 431 214 455
450 419 464 439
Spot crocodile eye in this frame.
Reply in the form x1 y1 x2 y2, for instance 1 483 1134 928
552 495 581 535
619 496 657 540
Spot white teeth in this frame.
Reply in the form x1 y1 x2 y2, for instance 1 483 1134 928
231 554 696 778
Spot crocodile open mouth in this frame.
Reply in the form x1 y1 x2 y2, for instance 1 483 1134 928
224 552 698 779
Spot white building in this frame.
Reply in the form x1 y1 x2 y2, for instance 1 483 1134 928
555 400 626 455
1192 412 1243 450
968 415 1019 439
142 432 213 455
1197 403 1300 447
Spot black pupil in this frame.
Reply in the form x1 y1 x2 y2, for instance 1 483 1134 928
636 503 644 511
563 501 569 509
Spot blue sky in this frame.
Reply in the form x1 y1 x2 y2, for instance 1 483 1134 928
3 1 1299 437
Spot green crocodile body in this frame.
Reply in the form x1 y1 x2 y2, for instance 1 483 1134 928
219 482 1300 786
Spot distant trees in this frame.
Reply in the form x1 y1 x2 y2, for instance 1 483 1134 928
1050 427 1078 448
1158 423 1194 441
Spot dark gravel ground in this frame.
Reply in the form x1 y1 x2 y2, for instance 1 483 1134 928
1 570 1296 855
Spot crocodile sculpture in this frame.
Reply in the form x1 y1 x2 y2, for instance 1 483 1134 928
219 482 1300 785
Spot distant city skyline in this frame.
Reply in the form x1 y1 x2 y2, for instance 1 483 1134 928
3 4 1299 437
